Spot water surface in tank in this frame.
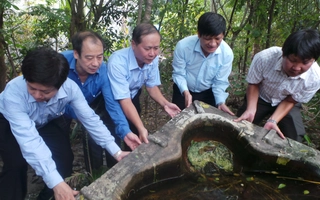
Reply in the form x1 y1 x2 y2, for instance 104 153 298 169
127 125 320 200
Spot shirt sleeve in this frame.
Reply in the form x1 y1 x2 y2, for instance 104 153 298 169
212 50 234 104
70 84 121 156
172 41 189 94
101 70 132 139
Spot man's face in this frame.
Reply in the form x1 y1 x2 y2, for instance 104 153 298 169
198 33 224 57
282 54 315 77
27 82 58 102
131 33 161 67
74 38 104 75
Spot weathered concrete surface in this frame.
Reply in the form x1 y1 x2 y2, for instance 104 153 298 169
76 100 320 200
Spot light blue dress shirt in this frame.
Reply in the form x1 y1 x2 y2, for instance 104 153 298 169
107 47 161 100
172 35 234 105
61 50 131 139
0 76 120 189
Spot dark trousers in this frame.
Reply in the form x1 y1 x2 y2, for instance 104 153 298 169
0 113 73 200
236 97 305 142
172 83 216 110
79 94 121 171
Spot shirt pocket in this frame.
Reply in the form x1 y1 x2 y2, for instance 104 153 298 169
204 64 219 82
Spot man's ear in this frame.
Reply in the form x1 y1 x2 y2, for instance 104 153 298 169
131 40 136 48
73 50 80 59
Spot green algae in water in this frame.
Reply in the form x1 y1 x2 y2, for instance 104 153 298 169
187 140 233 174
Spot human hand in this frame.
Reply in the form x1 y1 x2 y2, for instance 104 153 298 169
53 182 79 200
113 150 130 161
184 92 192 108
138 127 149 144
164 103 181 117
233 110 255 123
124 132 142 150
218 103 235 116
264 120 285 139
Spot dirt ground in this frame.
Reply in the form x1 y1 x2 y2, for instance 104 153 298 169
1 87 320 199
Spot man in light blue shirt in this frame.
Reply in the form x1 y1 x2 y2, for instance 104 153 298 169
107 23 181 146
61 31 141 171
172 12 234 115
0 47 129 200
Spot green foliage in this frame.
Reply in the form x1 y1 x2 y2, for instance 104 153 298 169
157 0 207 54
152 0 208 88
303 92 320 130
87 0 136 54
26 4 70 50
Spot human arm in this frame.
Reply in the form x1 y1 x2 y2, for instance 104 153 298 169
234 83 260 122
146 86 181 117
101 71 142 150
212 43 234 114
172 41 191 107
183 90 193 108
69 80 129 159
106 49 150 144
119 98 149 144
263 96 296 139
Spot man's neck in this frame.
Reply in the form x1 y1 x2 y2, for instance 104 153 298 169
76 64 89 83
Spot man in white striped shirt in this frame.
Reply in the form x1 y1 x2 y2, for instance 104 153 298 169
235 29 320 142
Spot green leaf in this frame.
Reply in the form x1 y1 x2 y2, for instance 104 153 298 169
278 183 286 189
303 190 309 195
304 135 312 146
11 4 20 10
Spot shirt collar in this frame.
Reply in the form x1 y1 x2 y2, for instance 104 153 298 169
46 86 68 105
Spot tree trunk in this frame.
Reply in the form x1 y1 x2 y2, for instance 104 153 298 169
142 0 153 23
265 0 276 48
69 0 86 39
211 0 217 12
137 0 143 24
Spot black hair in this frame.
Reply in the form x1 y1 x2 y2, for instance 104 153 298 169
71 31 106 57
282 29 320 61
132 23 161 45
21 47 69 89
197 12 226 37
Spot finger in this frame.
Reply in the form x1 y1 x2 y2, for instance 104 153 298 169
73 190 79 196
228 110 235 116
233 117 243 122
132 141 141 149
277 130 285 139
142 135 149 144
128 143 135 150
135 138 142 145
